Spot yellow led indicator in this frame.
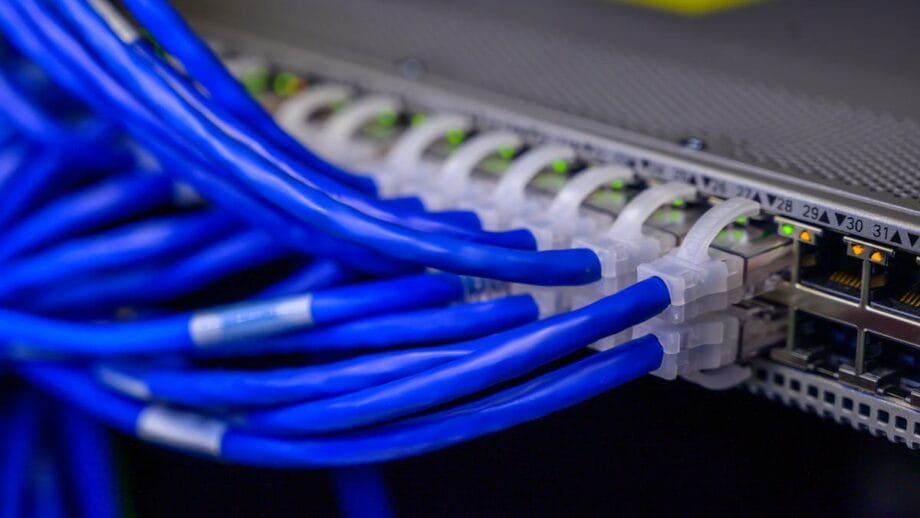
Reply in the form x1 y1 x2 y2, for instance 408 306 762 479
273 72 304 97
799 230 812 243
610 0 765 17
870 251 884 263
851 244 865 257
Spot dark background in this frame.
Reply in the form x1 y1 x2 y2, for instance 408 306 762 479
123 375 920 517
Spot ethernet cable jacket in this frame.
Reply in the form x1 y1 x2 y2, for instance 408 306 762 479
0 0 918 516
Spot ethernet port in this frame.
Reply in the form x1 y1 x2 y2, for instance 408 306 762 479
794 311 858 377
870 252 920 321
798 231 863 302
864 334 920 403
773 311 857 374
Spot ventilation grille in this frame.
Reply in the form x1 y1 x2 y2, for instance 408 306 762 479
229 0 920 203
747 360 920 449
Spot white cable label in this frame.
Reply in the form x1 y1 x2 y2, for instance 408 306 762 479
88 0 141 42
137 405 226 457
189 294 313 346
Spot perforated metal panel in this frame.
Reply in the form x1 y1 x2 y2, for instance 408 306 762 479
177 0 920 207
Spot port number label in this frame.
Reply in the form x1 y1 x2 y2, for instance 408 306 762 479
872 224 892 240
801 204 821 221
843 216 864 233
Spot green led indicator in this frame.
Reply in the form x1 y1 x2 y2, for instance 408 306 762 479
671 198 685 208
273 72 302 97
733 229 746 241
551 160 569 174
375 110 398 127
446 129 465 146
498 146 516 160
242 67 269 95
781 223 795 236
735 217 748 225
410 113 429 127
610 179 625 190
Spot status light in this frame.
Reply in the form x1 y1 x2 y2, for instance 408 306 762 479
798 230 812 242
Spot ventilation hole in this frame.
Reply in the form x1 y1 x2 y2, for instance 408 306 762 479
755 368 768 381
842 397 853 411
772 373 785 387
823 392 835 405
859 403 871 417
878 410 890 424
896 416 908 431
915 422 920 436
789 379 801 392
807 385 819 398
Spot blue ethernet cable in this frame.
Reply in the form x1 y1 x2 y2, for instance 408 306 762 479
240 277 669 435
129 38 532 251
97 344 482 408
16 334 663 467
211 295 541 357
0 211 237 299
1 0 483 282
0 67 68 143
333 466 396 518
255 259 353 299
0 4 413 276
120 0 379 196
0 273 467 357
40 0 600 285
0 148 63 230
0 172 176 261
29 451 67 518
0 391 41 518
126 34 536 252
26 230 288 314
56 406 119 518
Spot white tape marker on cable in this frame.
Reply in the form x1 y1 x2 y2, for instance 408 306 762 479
137 405 227 457
189 294 314 346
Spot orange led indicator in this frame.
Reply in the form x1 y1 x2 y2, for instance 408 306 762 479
870 251 884 263
799 230 812 242
851 244 865 256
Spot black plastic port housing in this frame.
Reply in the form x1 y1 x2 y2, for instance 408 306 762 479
864 333 920 401
870 252 920 321
798 231 864 302
793 311 858 377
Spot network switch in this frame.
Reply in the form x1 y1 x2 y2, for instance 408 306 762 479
201 17 920 446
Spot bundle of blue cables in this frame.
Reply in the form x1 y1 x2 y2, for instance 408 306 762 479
0 1 675 516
